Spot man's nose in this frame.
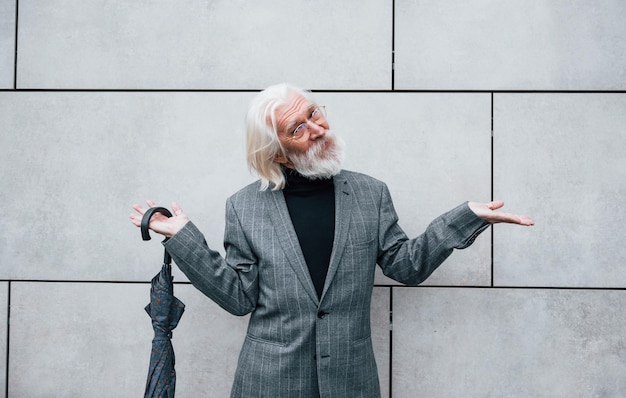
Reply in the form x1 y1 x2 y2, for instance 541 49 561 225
307 120 326 139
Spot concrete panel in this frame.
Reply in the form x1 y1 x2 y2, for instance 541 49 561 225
17 0 391 90
9 282 389 397
0 0 15 88
9 281 249 397
10 282 153 397
493 94 626 287
371 287 390 398
395 0 626 90
392 287 626 397
0 91 257 281
0 283 6 396
316 92 492 286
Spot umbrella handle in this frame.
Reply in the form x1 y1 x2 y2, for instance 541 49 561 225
141 206 173 265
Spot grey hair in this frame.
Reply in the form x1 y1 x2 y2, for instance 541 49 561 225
245 83 315 191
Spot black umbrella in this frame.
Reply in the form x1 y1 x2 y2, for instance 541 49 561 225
141 207 185 398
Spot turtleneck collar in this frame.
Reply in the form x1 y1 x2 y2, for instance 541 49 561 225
282 166 334 194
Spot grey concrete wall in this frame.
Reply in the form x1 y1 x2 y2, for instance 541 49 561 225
0 0 624 396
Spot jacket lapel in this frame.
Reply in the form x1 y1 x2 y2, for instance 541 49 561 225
267 188 320 305
321 172 354 300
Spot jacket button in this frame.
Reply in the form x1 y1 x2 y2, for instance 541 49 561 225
317 310 327 319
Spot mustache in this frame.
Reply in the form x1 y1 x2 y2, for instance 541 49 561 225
285 131 345 180
284 130 338 158
308 131 340 156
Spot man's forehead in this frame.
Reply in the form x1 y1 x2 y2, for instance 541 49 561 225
281 93 312 113
276 94 314 126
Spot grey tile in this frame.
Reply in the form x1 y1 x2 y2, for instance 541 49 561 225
0 91 257 281
0 0 15 88
316 92 492 286
0 282 6 396
392 287 626 397
493 94 626 287
17 0 391 89
395 1 626 90
371 287 390 398
10 282 153 397
8 282 390 397
9 282 248 397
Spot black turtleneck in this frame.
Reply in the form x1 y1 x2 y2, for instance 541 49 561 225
282 168 335 299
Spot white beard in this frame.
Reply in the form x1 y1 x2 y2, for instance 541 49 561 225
287 131 345 180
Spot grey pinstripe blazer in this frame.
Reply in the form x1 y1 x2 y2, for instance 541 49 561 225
164 170 489 398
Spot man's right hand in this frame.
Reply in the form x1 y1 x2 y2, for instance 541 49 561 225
130 200 189 238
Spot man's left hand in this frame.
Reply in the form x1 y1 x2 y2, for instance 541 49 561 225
468 201 534 226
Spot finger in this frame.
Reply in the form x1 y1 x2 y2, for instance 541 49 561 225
488 200 505 211
132 204 147 215
172 202 184 216
146 199 157 208
129 213 142 227
499 212 534 226
518 215 535 226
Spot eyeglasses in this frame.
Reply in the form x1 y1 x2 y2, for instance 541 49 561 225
287 106 327 141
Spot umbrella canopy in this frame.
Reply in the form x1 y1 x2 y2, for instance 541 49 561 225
144 263 185 397
141 207 185 398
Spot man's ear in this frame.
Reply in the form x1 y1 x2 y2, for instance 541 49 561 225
274 153 288 165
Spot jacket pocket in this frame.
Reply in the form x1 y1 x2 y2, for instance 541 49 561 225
245 333 288 348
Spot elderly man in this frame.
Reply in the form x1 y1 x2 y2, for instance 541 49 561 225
131 83 533 398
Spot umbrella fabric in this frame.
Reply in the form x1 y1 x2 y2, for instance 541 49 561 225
144 263 185 398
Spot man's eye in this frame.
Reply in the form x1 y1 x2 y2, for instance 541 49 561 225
292 123 306 136
310 109 320 118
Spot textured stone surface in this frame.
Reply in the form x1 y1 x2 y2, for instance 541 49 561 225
392 287 626 397
0 283 6 395
0 0 14 88
8 282 390 397
10 282 152 397
17 0 391 90
493 94 626 287
395 0 626 90
371 287 391 398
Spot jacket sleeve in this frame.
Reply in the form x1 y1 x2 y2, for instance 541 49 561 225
376 184 490 285
163 198 259 316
